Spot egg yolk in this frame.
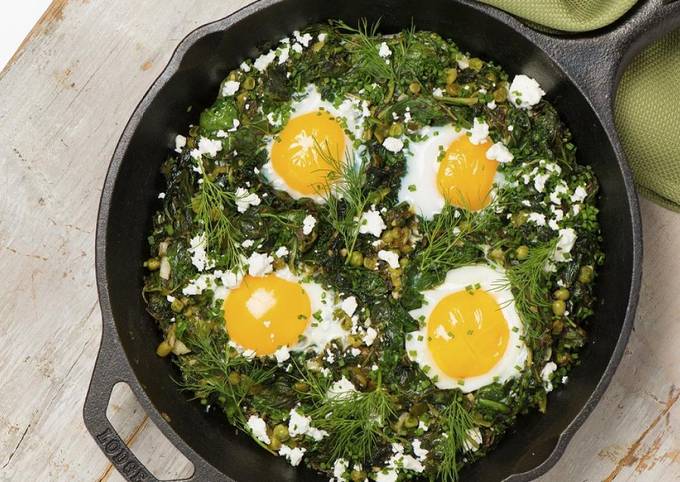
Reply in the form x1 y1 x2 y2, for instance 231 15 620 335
437 135 498 211
223 274 311 356
270 110 346 196
426 288 509 379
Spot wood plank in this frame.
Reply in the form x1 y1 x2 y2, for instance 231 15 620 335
0 0 678 480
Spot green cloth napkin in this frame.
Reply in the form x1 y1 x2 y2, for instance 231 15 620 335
482 0 680 211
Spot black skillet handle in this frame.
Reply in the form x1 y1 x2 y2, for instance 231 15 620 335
519 0 680 118
83 327 221 482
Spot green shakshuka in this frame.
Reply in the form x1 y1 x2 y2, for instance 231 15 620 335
143 21 603 481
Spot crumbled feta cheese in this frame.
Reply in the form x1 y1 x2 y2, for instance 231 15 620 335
239 61 251 72
456 56 469 69
188 234 214 271
509 74 545 109
222 80 240 96
463 427 483 452
550 182 569 205
534 172 550 193
378 42 392 58
288 408 328 441
432 87 444 98
553 228 576 262
359 207 387 237
247 415 270 444
228 118 240 132
364 327 378 346
272 345 290 363
291 43 303 53
412 439 428 461
279 444 306 466
318 32 328 42
418 420 429 431
158 192 166 199
191 137 223 161
278 46 290 64
241 239 255 248
528 212 546 226
247 252 274 276
572 185 588 203
333 458 349 481
235 187 261 213
253 50 277 71
327 376 357 400
468 118 489 145
541 361 558 392
293 30 314 47
486 99 497 109
382 137 404 153
378 250 400 269
486 142 514 163
174 134 186 153
340 296 358 317
375 469 399 482
266 111 282 127
275 246 289 258
302 215 316 235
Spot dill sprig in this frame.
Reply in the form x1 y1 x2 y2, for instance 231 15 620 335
295 366 396 461
177 333 278 453
315 141 369 263
191 174 243 269
499 239 558 341
438 393 477 482
418 205 486 273
334 19 417 83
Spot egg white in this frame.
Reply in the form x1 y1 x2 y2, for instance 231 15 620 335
405 264 528 392
397 125 506 219
263 84 367 202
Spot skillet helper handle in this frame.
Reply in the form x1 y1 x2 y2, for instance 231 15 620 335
83 333 160 482
84 329 223 482
521 0 680 116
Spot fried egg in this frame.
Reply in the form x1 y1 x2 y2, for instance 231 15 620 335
405 264 528 392
223 267 348 356
263 84 367 202
398 124 503 218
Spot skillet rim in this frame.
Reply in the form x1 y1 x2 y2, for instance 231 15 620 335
93 0 642 480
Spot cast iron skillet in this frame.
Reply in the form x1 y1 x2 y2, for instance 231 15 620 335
84 0 680 480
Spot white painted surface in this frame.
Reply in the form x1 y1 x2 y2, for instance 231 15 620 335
0 1 679 481
0 1 51 69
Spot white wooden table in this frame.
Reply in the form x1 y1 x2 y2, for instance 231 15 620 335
0 1 678 481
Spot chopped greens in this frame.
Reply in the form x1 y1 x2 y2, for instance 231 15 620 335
142 21 603 482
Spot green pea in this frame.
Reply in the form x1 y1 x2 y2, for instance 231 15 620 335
156 341 172 357
404 414 419 428
446 83 461 96
552 299 566 316
468 57 484 71
145 257 161 271
553 288 570 301
578 265 594 284
349 251 364 267
388 123 404 137
341 315 353 331
446 68 458 85
408 82 421 94
493 86 507 103
170 298 184 313
363 257 377 270
228 372 241 385
512 211 529 227
515 245 529 260
273 424 289 442
269 436 282 451
293 382 309 392
489 248 505 263
312 40 325 52
242 76 256 90
351 470 367 482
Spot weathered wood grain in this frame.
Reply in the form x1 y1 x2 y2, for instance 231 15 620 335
0 1 678 481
